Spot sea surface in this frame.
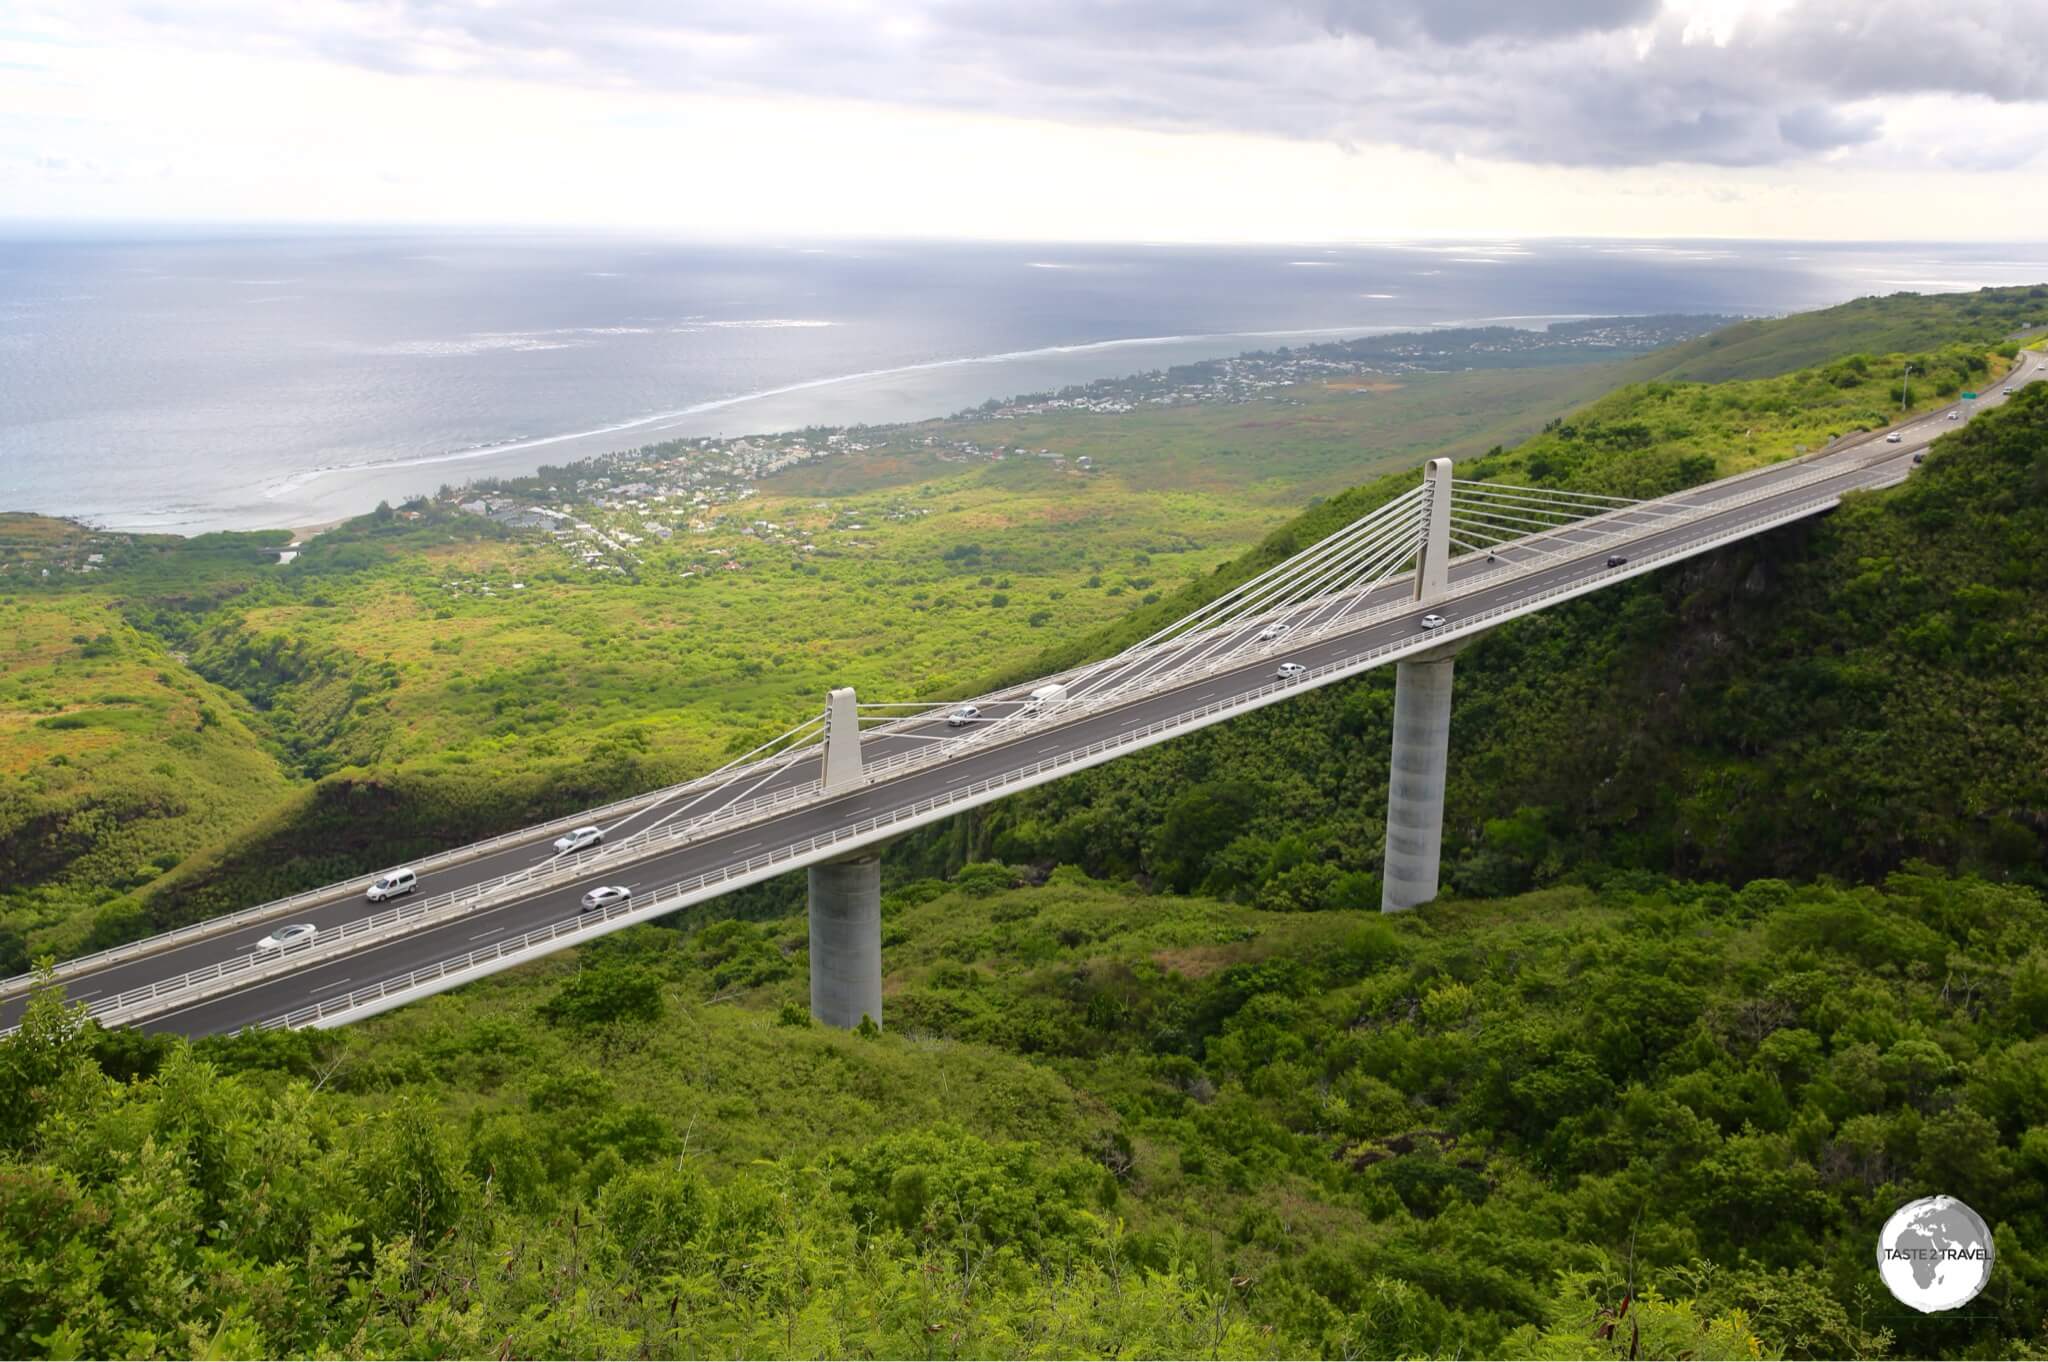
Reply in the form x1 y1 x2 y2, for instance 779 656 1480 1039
1 230 2044 533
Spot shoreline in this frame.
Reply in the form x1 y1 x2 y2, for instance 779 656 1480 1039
11 313 1720 541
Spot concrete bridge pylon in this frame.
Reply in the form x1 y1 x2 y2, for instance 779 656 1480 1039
1383 458 1464 912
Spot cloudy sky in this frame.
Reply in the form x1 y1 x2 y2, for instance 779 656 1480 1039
4 0 2045 240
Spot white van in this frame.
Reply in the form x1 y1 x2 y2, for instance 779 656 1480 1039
1024 682 1066 713
366 868 417 902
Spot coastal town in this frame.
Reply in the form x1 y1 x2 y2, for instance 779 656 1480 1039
430 315 1733 577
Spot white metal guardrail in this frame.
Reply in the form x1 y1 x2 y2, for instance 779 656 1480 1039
53 764 838 1029
260 467 1892 1033
847 445 1877 780
0 725 829 998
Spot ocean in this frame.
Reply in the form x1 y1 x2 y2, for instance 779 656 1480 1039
1 230 2044 534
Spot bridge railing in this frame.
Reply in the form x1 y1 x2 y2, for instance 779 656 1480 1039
849 448 1868 783
258 464 1888 1034
0 724 832 998
46 762 844 1030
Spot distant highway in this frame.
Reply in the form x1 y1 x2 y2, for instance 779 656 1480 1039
4 352 2039 1036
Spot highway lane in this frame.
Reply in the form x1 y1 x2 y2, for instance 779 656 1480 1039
15 352 2042 1034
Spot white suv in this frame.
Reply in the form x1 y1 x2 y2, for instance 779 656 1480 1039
366 868 417 901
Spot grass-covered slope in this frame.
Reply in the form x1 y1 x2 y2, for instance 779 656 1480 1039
0 588 298 971
1619 282 2048 383
3 351 1641 952
1003 337 2011 690
6 863 2047 1358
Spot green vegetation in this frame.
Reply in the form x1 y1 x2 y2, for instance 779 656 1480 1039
0 362 1621 956
982 378 2048 916
6 860 2048 1357
1620 284 2046 383
0 589 298 968
4 286 2048 1357
1475 341 2006 493
891 363 1635 505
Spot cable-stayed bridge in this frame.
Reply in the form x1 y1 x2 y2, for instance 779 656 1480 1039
3 358 2039 1037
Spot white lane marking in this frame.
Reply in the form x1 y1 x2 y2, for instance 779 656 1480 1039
74 989 103 1001
731 841 764 854
312 977 354 995
470 926 507 941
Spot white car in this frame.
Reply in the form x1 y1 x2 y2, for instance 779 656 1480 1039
1885 433 1903 443
365 867 416 901
1420 613 1448 630
2003 388 2015 396
255 923 318 953
1257 623 1289 642
580 885 632 913
946 705 980 728
554 825 603 854
1947 410 1961 420
1276 662 1308 680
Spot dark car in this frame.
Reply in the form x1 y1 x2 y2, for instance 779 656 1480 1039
1605 555 1629 568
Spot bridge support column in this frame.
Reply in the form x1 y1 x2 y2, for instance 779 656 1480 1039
1381 652 1457 912
808 854 882 1029
1380 457 1462 912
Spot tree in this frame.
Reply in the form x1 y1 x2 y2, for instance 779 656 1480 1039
0 964 94 1149
539 960 666 1030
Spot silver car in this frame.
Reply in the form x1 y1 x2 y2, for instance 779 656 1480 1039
1257 623 1289 642
255 923 318 953
580 885 632 913
1420 613 1448 630
946 705 980 728
1276 662 1308 680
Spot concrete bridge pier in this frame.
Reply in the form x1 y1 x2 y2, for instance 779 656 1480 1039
808 853 882 1029
1381 455 1463 912
1380 653 1457 912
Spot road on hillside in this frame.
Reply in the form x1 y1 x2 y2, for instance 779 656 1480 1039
7 353 2041 1036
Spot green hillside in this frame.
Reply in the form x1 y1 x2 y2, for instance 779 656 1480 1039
972 372 2048 916
1005 331 2016 686
5 363 1586 957
2 289 2048 1360
3 287 2034 964
0 584 299 972
1618 283 2047 383
6 860 2046 1357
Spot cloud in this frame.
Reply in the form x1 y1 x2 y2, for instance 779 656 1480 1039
20 0 2048 170
1312 0 1665 47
